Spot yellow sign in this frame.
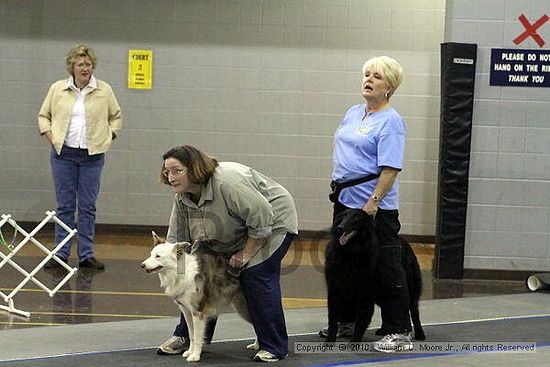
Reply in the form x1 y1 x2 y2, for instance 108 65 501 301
128 50 153 89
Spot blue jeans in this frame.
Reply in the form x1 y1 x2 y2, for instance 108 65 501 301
240 232 294 358
50 146 104 261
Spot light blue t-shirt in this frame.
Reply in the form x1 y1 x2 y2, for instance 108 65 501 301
332 103 406 210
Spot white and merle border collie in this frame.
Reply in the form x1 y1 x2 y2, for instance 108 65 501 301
141 232 255 362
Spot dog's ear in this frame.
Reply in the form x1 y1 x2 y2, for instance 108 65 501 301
174 242 192 259
152 231 165 246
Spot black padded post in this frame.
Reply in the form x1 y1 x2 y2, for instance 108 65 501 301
435 42 478 279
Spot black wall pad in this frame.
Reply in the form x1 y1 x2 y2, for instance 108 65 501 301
435 42 477 279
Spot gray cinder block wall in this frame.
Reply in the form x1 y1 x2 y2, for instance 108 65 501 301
446 0 550 271
0 1 444 236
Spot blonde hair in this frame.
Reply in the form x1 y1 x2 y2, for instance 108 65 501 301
65 44 97 74
362 56 403 100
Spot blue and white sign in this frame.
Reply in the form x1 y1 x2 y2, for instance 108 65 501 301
490 48 550 87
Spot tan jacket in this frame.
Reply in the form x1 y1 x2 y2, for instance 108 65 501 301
38 78 122 155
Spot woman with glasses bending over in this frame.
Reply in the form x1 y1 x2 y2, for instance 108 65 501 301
38 44 122 270
322 56 412 352
156 145 298 363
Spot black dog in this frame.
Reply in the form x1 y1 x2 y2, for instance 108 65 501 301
324 208 425 342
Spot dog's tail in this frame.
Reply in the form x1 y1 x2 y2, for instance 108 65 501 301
399 236 422 297
410 254 423 298
399 236 425 340
232 290 252 324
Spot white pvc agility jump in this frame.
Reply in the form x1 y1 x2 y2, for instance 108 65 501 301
0 211 78 317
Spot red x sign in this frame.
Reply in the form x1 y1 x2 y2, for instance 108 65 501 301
513 14 549 47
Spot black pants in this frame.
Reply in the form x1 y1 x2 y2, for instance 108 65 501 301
332 202 411 334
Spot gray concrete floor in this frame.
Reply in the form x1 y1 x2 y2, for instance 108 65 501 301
1 237 548 366
1 294 549 366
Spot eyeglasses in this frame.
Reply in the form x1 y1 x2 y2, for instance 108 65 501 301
162 168 187 178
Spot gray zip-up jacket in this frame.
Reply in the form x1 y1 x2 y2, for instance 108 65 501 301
166 162 298 268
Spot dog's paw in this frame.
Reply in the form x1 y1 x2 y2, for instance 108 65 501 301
246 339 259 350
186 353 201 362
182 350 190 358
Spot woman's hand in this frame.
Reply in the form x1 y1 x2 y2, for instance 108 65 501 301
229 250 249 269
362 167 399 217
44 131 54 145
363 197 379 217
229 237 265 269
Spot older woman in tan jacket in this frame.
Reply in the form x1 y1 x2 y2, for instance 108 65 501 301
38 44 122 270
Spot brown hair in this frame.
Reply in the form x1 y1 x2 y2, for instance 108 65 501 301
65 44 97 74
160 145 219 185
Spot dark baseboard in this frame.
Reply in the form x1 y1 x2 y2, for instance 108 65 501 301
401 234 435 244
463 269 534 282
11 222 542 282
15 222 169 237
14 222 435 244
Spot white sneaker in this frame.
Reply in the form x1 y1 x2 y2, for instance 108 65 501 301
373 333 413 353
157 335 186 355
254 350 286 362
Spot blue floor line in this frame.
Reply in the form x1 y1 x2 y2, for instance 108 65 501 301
309 353 451 367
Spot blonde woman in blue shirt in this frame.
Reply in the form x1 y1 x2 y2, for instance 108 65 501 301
322 56 412 353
